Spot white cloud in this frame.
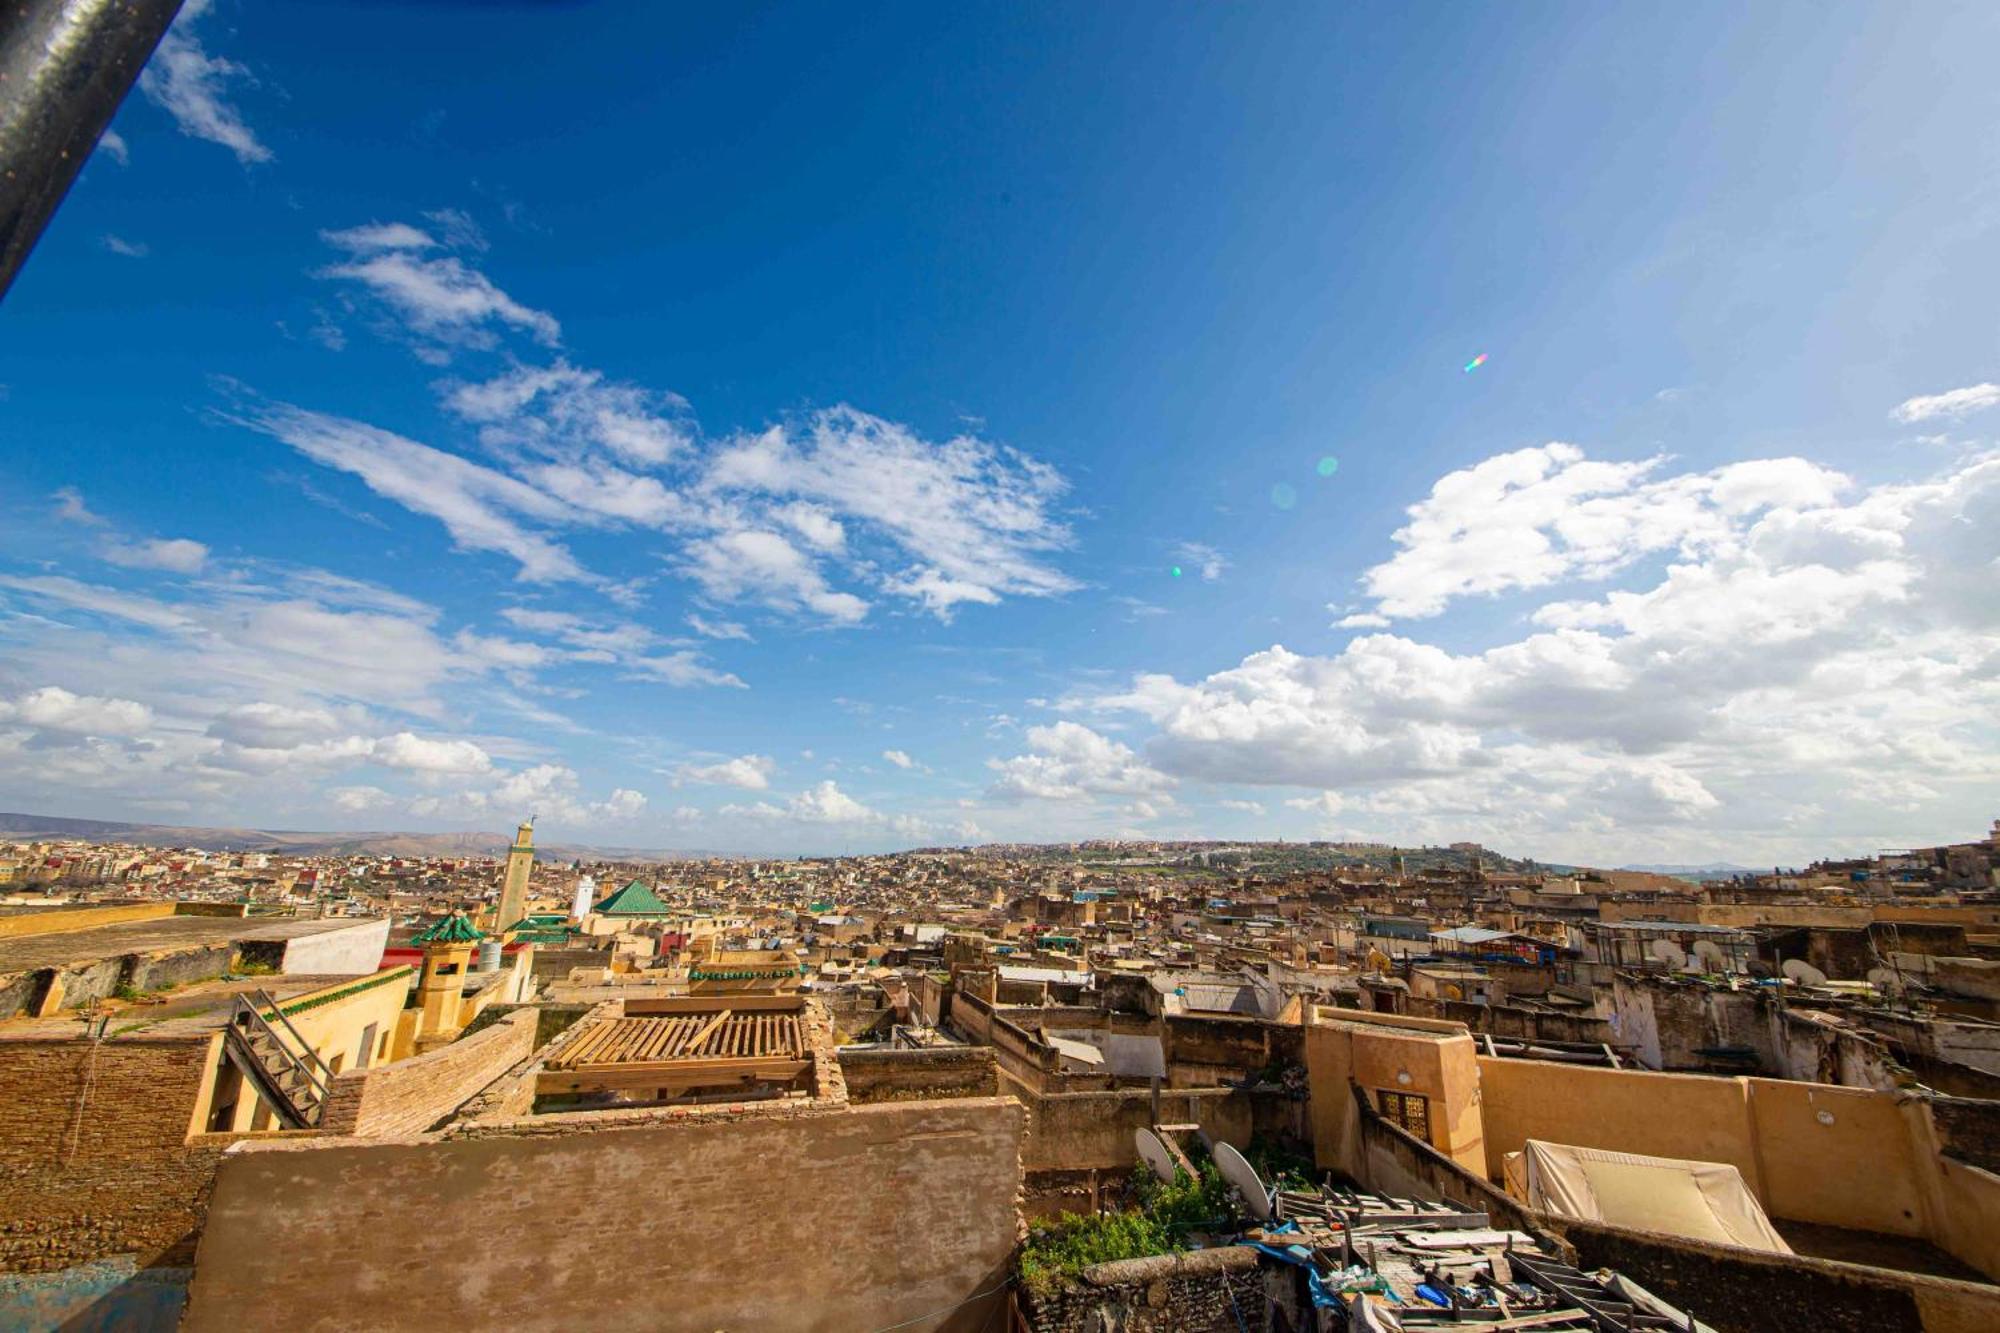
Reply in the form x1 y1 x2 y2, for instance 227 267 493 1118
1172 541 1228 582
687 614 751 641
1218 799 1265 815
320 223 558 351
0 687 152 736
98 129 130 166
237 401 588 582
1069 450 2000 863
722 779 881 825
1891 383 2000 424
882 749 917 769
1354 443 1849 620
101 235 149 259
371 731 493 776
328 785 396 814
676 754 776 790
138 0 271 165
101 537 208 574
682 528 869 624
52 487 107 526
443 361 691 466
988 722 1175 801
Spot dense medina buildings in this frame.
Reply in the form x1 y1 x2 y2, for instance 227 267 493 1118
1 819 1998 1330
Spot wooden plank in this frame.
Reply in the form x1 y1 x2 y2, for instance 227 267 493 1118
682 1008 733 1057
537 1058 808 1095
551 1020 618 1069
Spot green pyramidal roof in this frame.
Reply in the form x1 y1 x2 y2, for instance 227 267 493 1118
413 912 484 945
592 879 673 916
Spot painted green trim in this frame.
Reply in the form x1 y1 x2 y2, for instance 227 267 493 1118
274 966 413 1017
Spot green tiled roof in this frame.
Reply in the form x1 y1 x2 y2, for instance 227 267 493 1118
593 879 673 916
412 911 484 944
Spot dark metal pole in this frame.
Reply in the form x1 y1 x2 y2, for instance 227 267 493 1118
0 0 185 302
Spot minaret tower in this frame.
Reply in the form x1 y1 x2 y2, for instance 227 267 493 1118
496 816 535 935
570 873 596 923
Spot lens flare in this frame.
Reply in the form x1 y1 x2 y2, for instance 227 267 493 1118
1464 352 1489 373
1316 456 1339 477
1270 482 1298 510
1170 565 1183 578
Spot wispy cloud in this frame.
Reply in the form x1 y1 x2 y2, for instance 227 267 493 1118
138 0 272 165
1171 540 1228 582
101 235 150 259
1891 382 2000 424
97 130 130 166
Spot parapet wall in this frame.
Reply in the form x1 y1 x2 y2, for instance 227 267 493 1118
1026 1248 1278 1333
838 1044 1000 1102
318 1008 537 1136
1013 1078 1253 1172
185 1097 1025 1333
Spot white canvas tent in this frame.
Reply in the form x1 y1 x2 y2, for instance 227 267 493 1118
1504 1139 1792 1255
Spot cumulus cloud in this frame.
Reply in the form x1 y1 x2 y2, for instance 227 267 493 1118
988 722 1175 801
0 687 152 736
722 780 881 824
138 0 271 165
1354 443 1849 620
1068 450 2000 862
882 749 917 769
676 754 776 790
1891 383 2000 424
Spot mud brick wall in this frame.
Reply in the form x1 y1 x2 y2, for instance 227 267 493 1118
838 1045 1000 1103
318 1009 536 1137
0 1036 238 1274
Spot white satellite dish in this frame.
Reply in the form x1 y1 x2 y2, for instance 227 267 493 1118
1134 1128 1178 1184
1783 958 1829 988
1213 1141 1273 1220
1692 940 1727 972
1867 966 1904 993
1648 938 1684 968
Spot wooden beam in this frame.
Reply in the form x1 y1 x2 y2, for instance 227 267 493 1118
535 1058 809 1095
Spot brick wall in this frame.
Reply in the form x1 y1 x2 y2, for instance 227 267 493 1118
0 1036 240 1274
1015 1080 1253 1172
318 1009 537 1137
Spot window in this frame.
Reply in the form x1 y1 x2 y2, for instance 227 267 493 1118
357 1023 378 1071
1378 1089 1431 1142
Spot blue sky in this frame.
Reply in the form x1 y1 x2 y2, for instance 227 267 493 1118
3 1 1997 863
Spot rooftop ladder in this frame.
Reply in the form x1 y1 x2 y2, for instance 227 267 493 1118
221 989 333 1129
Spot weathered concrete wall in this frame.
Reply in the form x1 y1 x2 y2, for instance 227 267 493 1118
0 1257 191 1331
185 1098 1024 1333
276 917 389 975
1013 1080 1252 1172
838 1045 1000 1103
319 1009 536 1136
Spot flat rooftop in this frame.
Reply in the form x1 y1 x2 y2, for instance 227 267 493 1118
0 914 372 973
0 973 404 1040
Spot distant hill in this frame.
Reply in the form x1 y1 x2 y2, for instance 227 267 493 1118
0 812 723 863
1618 861 1755 881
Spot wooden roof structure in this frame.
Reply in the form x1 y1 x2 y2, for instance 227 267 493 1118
537 995 814 1098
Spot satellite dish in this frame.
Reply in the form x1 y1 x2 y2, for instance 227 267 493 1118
1783 959 1829 988
1134 1128 1178 1184
1649 938 1685 968
1867 967 1904 993
1214 1141 1273 1220
1692 940 1727 972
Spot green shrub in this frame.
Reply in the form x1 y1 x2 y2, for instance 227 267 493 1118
1019 1160 1240 1295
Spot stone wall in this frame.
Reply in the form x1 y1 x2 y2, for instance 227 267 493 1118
1025 1248 1279 1333
185 1098 1025 1333
274 917 390 975
1931 1095 2000 1173
838 1045 1000 1103
318 1009 536 1136
0 1035 249 1275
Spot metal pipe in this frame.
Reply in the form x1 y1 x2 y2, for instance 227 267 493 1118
0 0 185 302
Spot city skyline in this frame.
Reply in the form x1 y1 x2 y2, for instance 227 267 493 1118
3 2 1998 864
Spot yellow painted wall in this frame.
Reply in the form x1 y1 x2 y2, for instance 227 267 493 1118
1307 1010 1485 1176
0 901 174 939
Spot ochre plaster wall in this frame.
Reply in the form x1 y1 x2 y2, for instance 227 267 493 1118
184 1098 1024 1333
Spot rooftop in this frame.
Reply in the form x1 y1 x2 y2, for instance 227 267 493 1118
0 913 381 974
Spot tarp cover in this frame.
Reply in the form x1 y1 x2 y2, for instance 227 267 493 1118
1507 1139 1792 1254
